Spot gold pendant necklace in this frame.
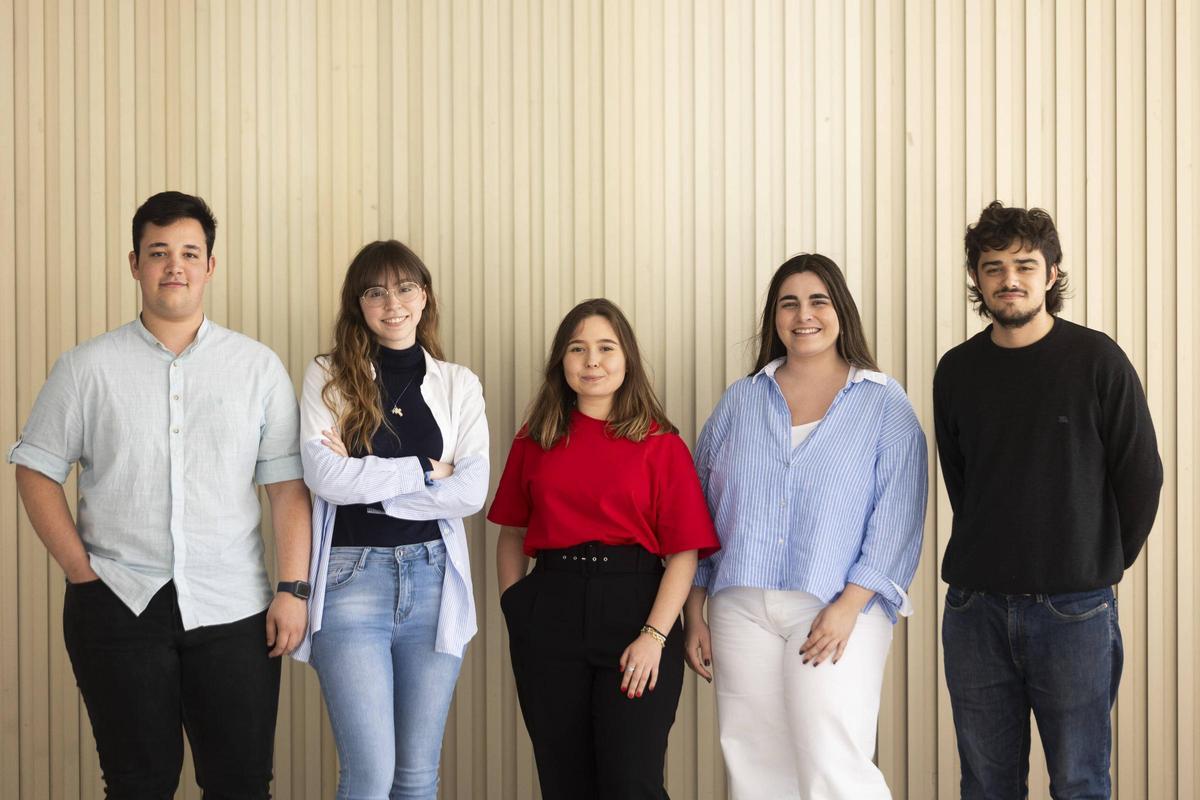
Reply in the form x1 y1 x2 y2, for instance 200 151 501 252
389 376 416 417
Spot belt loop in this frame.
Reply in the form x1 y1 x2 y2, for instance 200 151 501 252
357 548 371 570
424 540 438 564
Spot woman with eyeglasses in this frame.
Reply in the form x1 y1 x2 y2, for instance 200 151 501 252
292 240 488 800
489 298 719 799
683 254 927 799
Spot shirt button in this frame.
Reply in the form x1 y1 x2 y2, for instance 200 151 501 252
171 362 178 368
172 427 180 434
779 500 786 508
778 538 784 544
172 395 180 401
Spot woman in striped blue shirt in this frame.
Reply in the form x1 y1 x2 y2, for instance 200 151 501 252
684 253 927 799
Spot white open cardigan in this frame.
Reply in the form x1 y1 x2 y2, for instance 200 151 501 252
291 350 488 661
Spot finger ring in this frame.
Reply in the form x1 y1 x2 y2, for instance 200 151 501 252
627 666 636 672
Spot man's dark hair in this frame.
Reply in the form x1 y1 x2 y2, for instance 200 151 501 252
964 200 1068 318
131 191 218 257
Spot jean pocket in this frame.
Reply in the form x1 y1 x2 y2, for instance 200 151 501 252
944 586 976 611
1043 589 1112 621
429 549 447 577
326 549 365 591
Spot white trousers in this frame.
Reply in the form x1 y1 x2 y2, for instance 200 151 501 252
708 587 894 800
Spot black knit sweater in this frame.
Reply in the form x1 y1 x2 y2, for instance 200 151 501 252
933 318 1162 593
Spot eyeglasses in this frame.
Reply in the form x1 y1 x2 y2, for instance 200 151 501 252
360 282 423 307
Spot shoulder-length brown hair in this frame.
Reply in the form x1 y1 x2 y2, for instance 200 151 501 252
319 240 444 455
751 253 880 375
524 298 676 449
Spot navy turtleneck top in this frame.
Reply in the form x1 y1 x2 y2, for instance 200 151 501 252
331 343 443 547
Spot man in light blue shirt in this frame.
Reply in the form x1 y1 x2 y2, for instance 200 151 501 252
9 191 312 799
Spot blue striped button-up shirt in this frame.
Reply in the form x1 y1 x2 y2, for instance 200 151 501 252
694 360 928 621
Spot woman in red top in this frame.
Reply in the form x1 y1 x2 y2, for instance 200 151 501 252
490 298 718 800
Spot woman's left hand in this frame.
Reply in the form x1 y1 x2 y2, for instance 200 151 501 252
798 597 861 667
619 632 664 699
321 428 349 457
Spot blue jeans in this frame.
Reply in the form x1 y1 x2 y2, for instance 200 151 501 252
942 586 1123 800
311 543 462 800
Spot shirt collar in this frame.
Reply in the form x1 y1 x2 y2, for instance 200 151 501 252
132 315 212 356
752 357 887 387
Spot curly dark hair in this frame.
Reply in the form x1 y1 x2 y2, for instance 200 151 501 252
964 201 1068 318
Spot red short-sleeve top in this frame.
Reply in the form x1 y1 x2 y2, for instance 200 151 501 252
487 410 720 559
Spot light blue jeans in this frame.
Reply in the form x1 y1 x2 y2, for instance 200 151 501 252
311 543 462 800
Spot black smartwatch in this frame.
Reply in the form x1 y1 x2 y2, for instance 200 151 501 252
277 580 312 600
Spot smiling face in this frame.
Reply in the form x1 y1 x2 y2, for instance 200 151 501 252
972 244 1058 328
562 315 627 418
359 275 427 350
128 218 215 325
774 271 841 364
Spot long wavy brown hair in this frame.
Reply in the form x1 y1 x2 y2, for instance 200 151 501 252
751 253 880 375
319 240 444 455
524 298 676 449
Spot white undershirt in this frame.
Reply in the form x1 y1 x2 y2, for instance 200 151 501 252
791 420 820 448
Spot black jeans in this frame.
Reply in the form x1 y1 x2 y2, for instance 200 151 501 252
63 580 281 799
501 542 684 800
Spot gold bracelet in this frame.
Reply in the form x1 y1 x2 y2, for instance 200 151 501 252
640 624 666 648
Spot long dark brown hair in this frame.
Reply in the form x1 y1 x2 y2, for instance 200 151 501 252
319 240 444 455
524 298 676 449
751 253 879 375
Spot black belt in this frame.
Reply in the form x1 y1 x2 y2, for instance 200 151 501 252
533 541 664 575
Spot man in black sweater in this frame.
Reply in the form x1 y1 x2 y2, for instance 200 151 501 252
934 202 1162 800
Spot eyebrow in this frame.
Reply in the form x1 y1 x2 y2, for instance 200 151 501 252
146 242 203 251
778 292 831 302
979 257 1040 267
568 338 620 346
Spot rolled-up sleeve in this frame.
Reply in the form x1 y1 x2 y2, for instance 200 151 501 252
255 356 303 485
8 353 83 483
848 425 928 620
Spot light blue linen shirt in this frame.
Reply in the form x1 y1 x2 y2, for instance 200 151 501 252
694 360 928 621
292 352 488 661
7 318 303 629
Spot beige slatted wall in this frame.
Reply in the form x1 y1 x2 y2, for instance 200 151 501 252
1 1 1196 797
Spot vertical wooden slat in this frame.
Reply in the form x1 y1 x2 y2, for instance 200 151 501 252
1143 2 1173 797
15 3 51 800
46 1 79 796
902 0 936 797
1175 4 1198 798
0 1 21 798
1115 1 1148 793
844 0 864 310
788 0 813 252
73 2 102 793
932 0 965 794
722 0 752 384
